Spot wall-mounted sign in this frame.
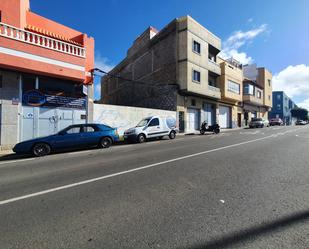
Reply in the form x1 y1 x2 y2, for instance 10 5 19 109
12 97 20 105
23 90 46 107
83 85 88 96
23 90 86 109
44 95 86 109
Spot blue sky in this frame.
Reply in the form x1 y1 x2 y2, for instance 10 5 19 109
31 0 309 107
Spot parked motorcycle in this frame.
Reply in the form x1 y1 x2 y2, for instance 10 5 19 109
200 121 220 135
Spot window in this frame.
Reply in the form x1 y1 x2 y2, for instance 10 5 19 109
83 126 96 133
191 99 196 106
39 76 81 97
149 118 159 127
227 80 240 94
22 74 36 93
0 11 2 22
193 70 201 83
208 74 217 87
277 104 281 110
66 126 81 134
257 90 262 99
136 118 151 127
244 84 254 95
268 95 271 100
268 79 271 87
277 95 281 100
193 40 201 54
0 75 2 88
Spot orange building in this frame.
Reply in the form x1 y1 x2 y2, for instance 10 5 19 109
0 0 95 150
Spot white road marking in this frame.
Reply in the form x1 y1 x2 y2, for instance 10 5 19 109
220 200 225 204
0 132 287 206
0 158 35 166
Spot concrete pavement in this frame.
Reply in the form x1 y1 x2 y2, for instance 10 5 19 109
0 126 309 248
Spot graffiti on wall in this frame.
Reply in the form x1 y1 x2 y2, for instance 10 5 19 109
94 104 177 136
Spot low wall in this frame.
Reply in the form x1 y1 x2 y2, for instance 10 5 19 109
94 104 177 137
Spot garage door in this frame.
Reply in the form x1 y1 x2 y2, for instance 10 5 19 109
219 106 231 128
202 104 216 125
186 108 199 132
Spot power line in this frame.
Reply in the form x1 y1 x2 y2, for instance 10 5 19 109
91 68 179 90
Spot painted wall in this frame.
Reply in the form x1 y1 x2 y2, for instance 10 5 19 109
94 104 177 137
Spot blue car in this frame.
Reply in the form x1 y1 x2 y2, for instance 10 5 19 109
13 124 119 157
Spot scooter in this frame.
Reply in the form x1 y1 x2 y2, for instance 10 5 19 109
200 121 220 135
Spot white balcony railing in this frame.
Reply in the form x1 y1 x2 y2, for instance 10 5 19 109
0 22 85 58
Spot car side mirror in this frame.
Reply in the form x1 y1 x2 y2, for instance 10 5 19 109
58 131 66 136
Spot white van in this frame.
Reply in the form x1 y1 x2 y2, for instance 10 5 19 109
123 116 178 143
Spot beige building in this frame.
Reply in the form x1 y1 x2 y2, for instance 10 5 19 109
242 64 273 124
100 16 272 132
217 58 244 128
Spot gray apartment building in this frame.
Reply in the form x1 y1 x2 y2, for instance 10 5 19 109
100 16 272 132
100 16 227 132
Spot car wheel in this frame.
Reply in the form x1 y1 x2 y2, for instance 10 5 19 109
137 134 146 143
169 131 176 140
99 137 112 148
32 143 51 157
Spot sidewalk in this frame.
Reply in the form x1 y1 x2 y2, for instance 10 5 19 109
0 150 14 156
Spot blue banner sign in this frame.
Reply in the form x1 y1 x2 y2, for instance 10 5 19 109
23 90 86 109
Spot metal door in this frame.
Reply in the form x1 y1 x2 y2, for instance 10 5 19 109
38 108 57 137
202 104 215 125
219 106 231 129
21 106 35 141
186 109 199 132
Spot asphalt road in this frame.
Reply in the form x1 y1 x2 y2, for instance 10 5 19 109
0 126 309 249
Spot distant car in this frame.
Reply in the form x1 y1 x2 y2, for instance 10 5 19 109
13 124 119 157
249 118 269 128
124 116 178 143
269 118 284 126
296 120 307 125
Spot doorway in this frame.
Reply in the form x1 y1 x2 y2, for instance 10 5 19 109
237 113 242 127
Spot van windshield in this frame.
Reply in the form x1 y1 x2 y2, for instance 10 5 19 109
136 118 151 127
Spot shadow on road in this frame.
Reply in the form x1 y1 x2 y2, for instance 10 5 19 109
0 137 174 161
185 210 309 249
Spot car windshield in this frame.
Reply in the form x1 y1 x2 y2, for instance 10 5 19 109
136 118 151 127
252 118 262 122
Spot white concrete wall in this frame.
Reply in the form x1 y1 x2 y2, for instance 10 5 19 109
94 104 176 136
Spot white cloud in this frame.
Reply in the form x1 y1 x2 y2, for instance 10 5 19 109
248 18 254 23
95 53 114 73
297 98 309 110
219 24 268 64
273 64 309 97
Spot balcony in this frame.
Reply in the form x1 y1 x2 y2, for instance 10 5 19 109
207 85 221 99
243 94 263 106
207 59 221 76
0 22 85 58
